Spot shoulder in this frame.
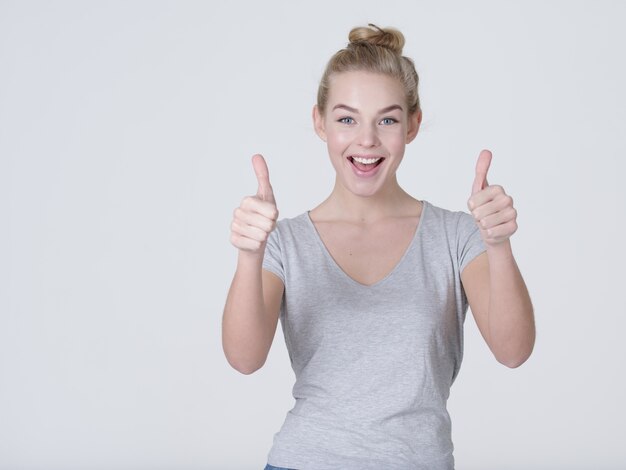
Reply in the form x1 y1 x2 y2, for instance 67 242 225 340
273 211 310 234
268 211 314 248
422 200 474 233
263 212 312 274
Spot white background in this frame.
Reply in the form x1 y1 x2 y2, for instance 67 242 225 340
1 1 625 469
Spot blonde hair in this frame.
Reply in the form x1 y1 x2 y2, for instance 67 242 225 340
317 24 421 116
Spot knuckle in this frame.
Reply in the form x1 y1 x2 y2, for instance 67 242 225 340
231 222 243 236
262 221 273 234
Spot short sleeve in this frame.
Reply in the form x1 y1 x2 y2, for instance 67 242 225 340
262 224 285 283
457 211 487 274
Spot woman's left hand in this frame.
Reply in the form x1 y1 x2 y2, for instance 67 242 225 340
467 149 518 246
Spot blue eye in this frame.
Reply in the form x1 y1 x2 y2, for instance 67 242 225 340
338 117 355 124
380 117 397 125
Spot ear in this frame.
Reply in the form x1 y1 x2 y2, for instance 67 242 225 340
312 105 327 142
406 110 422 144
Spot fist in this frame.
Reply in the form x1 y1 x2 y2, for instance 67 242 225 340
230 154 279 254
467 149 518 246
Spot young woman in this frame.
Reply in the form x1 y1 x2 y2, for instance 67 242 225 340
222 24 535 470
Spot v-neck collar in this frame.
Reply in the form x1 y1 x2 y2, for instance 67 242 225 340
304 200 428 289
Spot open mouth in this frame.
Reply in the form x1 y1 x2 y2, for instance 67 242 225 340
348 156 385 172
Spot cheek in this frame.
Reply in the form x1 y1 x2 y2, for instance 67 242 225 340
326 129 352 153
383 129 407 153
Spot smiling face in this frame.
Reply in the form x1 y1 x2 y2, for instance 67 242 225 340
313 71 421 198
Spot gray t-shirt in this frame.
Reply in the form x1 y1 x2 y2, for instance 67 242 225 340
262 199 486 470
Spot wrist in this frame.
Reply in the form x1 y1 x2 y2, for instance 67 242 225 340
237 249 265 268
485 238 514 260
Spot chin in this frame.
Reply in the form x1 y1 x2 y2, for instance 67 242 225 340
346 181 384 198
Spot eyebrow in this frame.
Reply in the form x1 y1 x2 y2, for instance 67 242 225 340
332 104 404 113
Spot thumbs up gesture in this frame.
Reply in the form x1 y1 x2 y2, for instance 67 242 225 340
230 154 279 254
467 149 518 246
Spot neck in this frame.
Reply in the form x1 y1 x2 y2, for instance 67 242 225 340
315 176 419 224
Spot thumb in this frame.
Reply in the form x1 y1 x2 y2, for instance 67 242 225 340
472 149 492 195
252 154 275 203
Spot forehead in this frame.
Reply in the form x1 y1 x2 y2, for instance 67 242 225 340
327 71 405 111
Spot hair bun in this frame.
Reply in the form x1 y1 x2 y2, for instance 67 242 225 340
348 24 405 54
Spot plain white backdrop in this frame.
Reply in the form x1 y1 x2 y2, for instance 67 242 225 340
1 1 625 469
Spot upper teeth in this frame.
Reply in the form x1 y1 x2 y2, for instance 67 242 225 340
353 156 382 164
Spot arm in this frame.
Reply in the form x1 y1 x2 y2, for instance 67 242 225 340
463 149 535 368
461 242 535 368
221 154 283 375
222 253 284 374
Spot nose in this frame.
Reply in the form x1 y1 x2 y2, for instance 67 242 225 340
357 123 380 148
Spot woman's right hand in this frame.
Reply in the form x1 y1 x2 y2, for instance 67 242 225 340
230 154 279 255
